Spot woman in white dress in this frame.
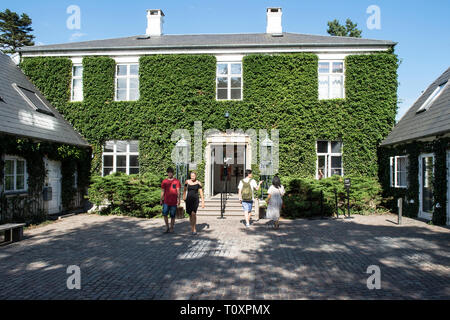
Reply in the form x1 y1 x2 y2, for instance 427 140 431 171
265 176 285 229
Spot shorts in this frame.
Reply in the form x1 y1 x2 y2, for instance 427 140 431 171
242 200 253 213
162 204 177 218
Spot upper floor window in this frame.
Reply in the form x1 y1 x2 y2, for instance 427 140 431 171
390 156 408 188
316 141 343 179
71 65 83 102
318 61 345 100
115 64 139 101
102 140 139 176
3 156 27 193
417 81 448 113
216 62 242 100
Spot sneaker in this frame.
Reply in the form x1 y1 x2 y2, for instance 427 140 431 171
245 223 250 228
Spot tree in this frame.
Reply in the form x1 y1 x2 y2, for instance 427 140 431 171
0 9 35 54
327 18 362 38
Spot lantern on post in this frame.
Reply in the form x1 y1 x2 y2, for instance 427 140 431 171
175 136 189 193
260 135 274 199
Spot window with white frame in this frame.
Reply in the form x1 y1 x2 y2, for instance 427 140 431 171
390 156 408 188
318 61 345 100
216 62 242 100
3 156 27 192
102 141 139 176
316 141 343 179
71 65 83 101
417 81 448 113
115 64 139 101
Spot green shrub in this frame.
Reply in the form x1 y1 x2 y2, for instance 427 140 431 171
87 172 163 218
281 175 383 218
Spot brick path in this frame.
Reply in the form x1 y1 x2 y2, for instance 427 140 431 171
0 213 449 299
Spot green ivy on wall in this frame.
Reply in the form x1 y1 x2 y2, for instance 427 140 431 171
0 135 90 211
378 138 449 225
20 52 398 188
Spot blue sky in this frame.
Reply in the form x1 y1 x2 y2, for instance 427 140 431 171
3 0 449 120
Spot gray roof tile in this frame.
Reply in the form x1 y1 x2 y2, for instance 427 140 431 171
0 53 89 147
381 67 450 146
19 32 396 52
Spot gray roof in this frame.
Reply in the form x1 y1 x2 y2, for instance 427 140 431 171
0 53 89 147
381 67 450 146
19 32 396 52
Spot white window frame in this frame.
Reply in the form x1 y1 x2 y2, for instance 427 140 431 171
316 141 343 179
71 65 83 102
417 81 448 113
115 64 140 101
102 141 139 176
390 156 409 188
318 60 345 100
418 153 435 219
216 62 243 101
2 155 28 193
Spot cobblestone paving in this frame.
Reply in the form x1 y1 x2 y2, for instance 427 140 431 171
0 213 449 299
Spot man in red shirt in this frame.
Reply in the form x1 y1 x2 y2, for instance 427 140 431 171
160 167 181 233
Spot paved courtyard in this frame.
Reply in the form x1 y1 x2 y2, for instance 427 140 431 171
0 213 449 300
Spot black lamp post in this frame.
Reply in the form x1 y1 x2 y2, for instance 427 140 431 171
225 111 230 129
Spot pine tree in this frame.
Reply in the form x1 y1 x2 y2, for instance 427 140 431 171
0 9 35 54
327 18 362 38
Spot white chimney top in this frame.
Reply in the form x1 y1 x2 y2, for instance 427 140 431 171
266 7 282 34
146 9 164 36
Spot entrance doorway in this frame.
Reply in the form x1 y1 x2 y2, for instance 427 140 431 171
211 144 246 195
45 159 62 215
419 153 434 221
204 132 252 198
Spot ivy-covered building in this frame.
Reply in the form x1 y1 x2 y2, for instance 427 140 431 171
17 8 398 198
0 53 90 223
380 67 450 226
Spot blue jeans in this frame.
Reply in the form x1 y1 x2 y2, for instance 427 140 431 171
162 204 177 218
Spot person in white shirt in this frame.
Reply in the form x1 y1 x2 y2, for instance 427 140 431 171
238 169 263 228
265 175 285 229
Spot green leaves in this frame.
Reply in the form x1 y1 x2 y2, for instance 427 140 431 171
0 9 35 53
87 172 162 218
282 175 383 218
21 52 398 188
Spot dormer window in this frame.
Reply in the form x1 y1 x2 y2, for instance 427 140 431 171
12 83 54 116
416 81 448 113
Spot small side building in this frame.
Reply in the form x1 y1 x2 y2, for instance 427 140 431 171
0 53 90 224
380 67 450 225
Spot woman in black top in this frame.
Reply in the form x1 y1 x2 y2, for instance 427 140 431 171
183 172 205 235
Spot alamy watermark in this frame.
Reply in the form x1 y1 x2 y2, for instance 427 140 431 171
66 5 86 41
366 265 381 290
366 5 381 30
66 265 81 290
170 121 279 176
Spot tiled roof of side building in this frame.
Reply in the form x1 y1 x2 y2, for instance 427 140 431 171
19 32 396 52
381 67 450 146
0 53 89 147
